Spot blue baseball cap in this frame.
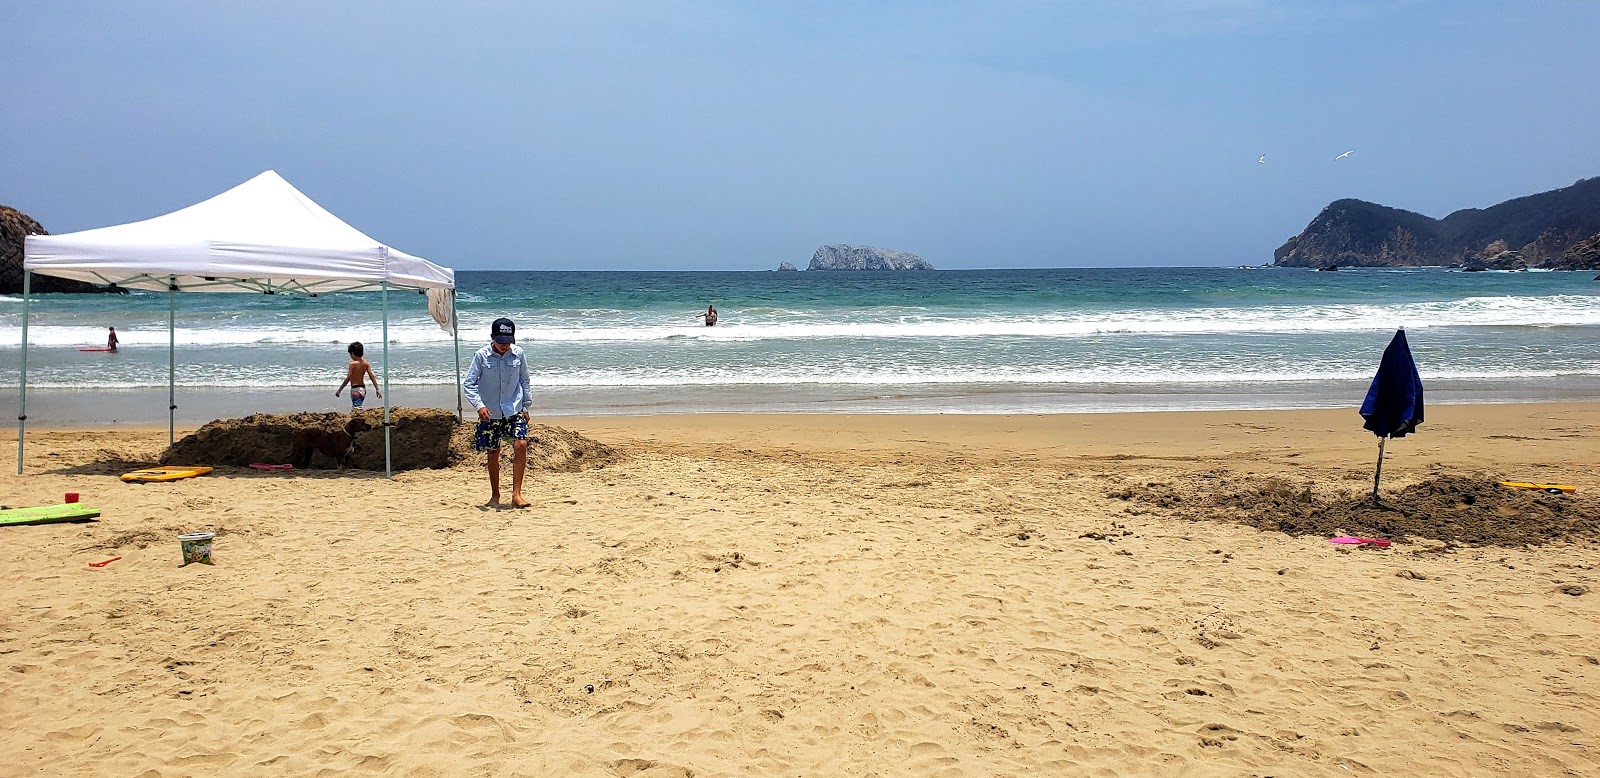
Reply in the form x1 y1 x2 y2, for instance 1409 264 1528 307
491 318 515 344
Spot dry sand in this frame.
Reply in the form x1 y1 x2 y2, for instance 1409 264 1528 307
2 403 1597 777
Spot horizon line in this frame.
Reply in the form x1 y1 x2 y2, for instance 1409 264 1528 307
449 263 1281 272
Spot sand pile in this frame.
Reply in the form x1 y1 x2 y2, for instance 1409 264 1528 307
1111 471 1600 547
448 422 623 472
162 408 458 470
161 409 620 472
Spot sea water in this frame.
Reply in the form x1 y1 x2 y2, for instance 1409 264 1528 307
2 267 1598 419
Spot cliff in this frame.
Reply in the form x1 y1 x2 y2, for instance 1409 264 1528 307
0 206 119 294
1552 230 1600 271
1274 177 1600 269
808 244 935 271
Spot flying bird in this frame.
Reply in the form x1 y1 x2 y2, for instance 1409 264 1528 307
1257 155 1266 164
1334 150 1354 160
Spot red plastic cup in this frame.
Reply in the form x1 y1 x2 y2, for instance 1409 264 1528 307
65 492 79 503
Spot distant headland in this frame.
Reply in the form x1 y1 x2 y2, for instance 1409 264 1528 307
1274 176 1600 270
799 244 935 271
0 205 122 294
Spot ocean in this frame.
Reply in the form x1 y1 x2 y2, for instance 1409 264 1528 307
3 267 1599 421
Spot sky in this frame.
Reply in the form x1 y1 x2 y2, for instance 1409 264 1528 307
4 1 1599 271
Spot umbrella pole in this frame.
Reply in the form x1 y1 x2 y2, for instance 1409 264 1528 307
451 288 463 422
382 281 392 479
1372 436 1387 504
168 277 176 447
16 272 30 474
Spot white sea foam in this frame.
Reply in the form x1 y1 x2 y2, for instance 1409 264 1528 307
3 294 1596 347
514 295 1600 342
9 363 1596 390
0 323 458 348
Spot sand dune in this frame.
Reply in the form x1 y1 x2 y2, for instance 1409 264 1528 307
2 404 1597 776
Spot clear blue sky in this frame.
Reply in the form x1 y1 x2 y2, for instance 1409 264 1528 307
4 1 1598 270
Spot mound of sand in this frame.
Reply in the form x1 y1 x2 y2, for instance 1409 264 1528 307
449 422 623 472
1111 471 1599 547
161 408 621 472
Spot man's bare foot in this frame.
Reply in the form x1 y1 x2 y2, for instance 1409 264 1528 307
512 496 532 509
487 494 501 507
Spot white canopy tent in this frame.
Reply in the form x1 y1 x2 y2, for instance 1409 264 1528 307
18 170 461 477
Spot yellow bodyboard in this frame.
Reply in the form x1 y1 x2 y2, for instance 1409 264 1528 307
1498 481 1575 494
121 466 213 483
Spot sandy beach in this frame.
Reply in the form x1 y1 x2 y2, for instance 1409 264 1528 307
2 403 1597 776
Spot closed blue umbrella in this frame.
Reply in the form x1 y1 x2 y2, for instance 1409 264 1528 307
1359 328 1424 502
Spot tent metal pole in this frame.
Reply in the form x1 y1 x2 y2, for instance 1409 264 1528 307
168 277 176 446
16 272 31 474
1372 436 1387 505
382 281 392 479
451 288 463 422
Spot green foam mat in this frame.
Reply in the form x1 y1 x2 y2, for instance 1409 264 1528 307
0 504 101 526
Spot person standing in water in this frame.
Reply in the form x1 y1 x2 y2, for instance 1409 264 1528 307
107 327 119 352
702 305 718 326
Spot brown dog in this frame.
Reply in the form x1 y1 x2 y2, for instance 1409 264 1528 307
289 416 373 470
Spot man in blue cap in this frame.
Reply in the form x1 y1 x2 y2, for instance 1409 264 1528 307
462 317 533 508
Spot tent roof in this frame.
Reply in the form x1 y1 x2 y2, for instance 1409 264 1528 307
23 171 453 294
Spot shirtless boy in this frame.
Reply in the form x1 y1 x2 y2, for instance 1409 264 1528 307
335 341 382 409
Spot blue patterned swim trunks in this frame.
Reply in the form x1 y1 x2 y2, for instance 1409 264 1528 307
473 415 528 451
350 386 366 409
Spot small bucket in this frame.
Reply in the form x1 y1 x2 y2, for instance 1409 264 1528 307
178 532 215 566
64 492 79 503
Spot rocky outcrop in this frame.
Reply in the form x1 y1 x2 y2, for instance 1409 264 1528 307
1 205 119 294
1551 231 1600 271
1463 253 1527 272
1477 239 1513 258
776 261 799 271
1464 240 1528 271
807 244 934 271
1273 201 1435 268
1519 225 1591 266
1274 176 1600 269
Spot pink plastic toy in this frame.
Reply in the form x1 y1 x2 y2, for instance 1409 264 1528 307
1328 536 1391 548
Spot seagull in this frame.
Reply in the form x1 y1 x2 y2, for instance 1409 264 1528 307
1334 150 1354 160
1257 154 1266 164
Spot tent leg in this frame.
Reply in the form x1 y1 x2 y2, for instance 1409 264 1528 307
1372 436 1387 505
451 289 463 422
168 278 176 447
382 281 392 479
16 272 31 474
